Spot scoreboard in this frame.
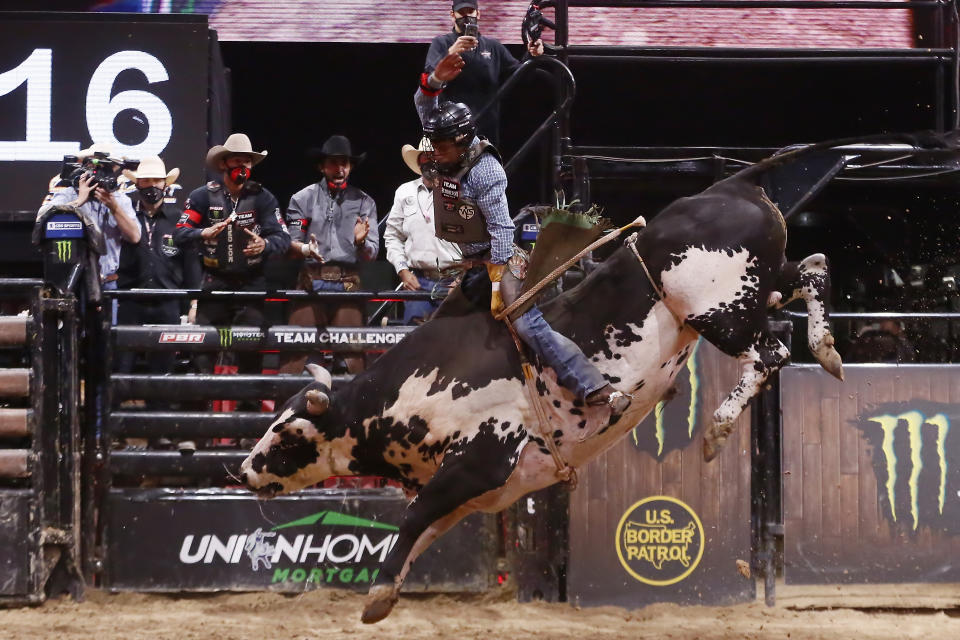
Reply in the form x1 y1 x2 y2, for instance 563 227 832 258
0 13 210 213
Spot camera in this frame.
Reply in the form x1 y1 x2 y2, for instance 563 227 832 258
463 16 479 38
59 151 134 193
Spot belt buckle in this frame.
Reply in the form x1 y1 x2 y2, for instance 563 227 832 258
319 265 342 281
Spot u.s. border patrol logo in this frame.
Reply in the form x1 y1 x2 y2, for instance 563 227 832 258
615 496 704 586
457 204 476 220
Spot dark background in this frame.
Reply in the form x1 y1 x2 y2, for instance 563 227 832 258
2 15 957 314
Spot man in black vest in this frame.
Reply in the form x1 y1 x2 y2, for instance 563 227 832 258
416 54 630 416
117 156 201 375
175 133 290 375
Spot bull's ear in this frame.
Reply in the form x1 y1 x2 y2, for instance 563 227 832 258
305 363 332 388
305 389 330 415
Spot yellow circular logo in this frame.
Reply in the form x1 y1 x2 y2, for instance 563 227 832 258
615 496 705 586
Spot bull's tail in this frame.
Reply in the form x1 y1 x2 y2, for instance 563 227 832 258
729 129 960 184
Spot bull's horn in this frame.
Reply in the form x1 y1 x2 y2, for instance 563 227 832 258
305 389 330 415
305 363 333 388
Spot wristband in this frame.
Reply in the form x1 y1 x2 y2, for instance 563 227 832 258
419 72 443 96
301 242 312 257
491 282 501 292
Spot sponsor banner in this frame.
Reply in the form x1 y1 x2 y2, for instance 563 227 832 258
0 491 32 596
102 488 495 593
615 496 704 587
782 364 960 583
114 326 414 352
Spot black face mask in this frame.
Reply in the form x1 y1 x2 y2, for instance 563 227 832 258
455 15 479 37
138 186 164 205
229 166 251 185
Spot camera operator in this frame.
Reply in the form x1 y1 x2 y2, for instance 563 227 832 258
116 156 201 376
40 144 140 318
174 133 290 378
424 0 543 145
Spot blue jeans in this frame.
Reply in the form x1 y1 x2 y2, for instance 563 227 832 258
102 279 118 325
403 274 452 324
513 305 608 401
312 280 346 292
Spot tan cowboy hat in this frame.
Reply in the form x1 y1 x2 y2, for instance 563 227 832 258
76 142 116 160
401 137 433 175
122 155 180 186
206 133 268 168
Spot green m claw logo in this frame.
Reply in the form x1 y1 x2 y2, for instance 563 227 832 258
867 410 950 530
632 337 702 458
55 240 72 262
218 328 232 347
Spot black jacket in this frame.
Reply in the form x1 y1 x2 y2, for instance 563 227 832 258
175 180 290 277
118 199 202 291
425 31 522 144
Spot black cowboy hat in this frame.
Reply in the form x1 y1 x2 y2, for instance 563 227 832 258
306 135 367 166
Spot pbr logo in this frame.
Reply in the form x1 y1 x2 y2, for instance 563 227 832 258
852 401 960 532
615 496 704 586
159 332 204 344
55 240 72 262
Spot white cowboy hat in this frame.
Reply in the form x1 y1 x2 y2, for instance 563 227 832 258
122 155 180 186
206 133 268 168
401 137 433 175
76 143 116 160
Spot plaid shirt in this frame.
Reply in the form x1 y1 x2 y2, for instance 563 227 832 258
415 87 515 264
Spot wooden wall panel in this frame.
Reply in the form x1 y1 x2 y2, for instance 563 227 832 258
568 340 754 607
783 365 960 583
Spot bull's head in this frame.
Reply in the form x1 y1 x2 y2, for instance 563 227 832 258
239 364 354 497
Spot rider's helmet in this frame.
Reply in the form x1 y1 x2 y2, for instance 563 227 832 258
422 102 476 173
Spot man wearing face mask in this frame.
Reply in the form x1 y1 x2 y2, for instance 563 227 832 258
424 0 544 145
116 156 201 375
175 133 290 376
280 135 378 375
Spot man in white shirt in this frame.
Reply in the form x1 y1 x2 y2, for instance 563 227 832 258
384 138 463 323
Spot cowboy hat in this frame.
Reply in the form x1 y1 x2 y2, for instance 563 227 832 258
206 133 268 168
76 143 118 161
306 135 367 166
401 137 433 176
122 155 180 186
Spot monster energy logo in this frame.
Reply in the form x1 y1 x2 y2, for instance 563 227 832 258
55 240 72 262
633 337 702 456
867 410 950 530
218 328 233 347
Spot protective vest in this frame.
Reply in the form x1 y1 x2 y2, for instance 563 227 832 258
202 182 263 275
432 141 500 244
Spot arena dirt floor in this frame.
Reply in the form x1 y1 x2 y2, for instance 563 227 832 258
2 583 960 640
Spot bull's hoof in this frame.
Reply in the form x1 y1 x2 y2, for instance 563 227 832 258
361 585 398 624
813 334 844 381
703 425 730 462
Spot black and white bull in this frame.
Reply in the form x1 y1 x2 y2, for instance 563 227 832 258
239 148 847 623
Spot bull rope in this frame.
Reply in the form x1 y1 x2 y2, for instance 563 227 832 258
495 215 648 322
496 215 651 489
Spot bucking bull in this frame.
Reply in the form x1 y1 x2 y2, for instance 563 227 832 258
239 134 945 623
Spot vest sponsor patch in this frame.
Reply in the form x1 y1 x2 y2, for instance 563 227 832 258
457 204 476 220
